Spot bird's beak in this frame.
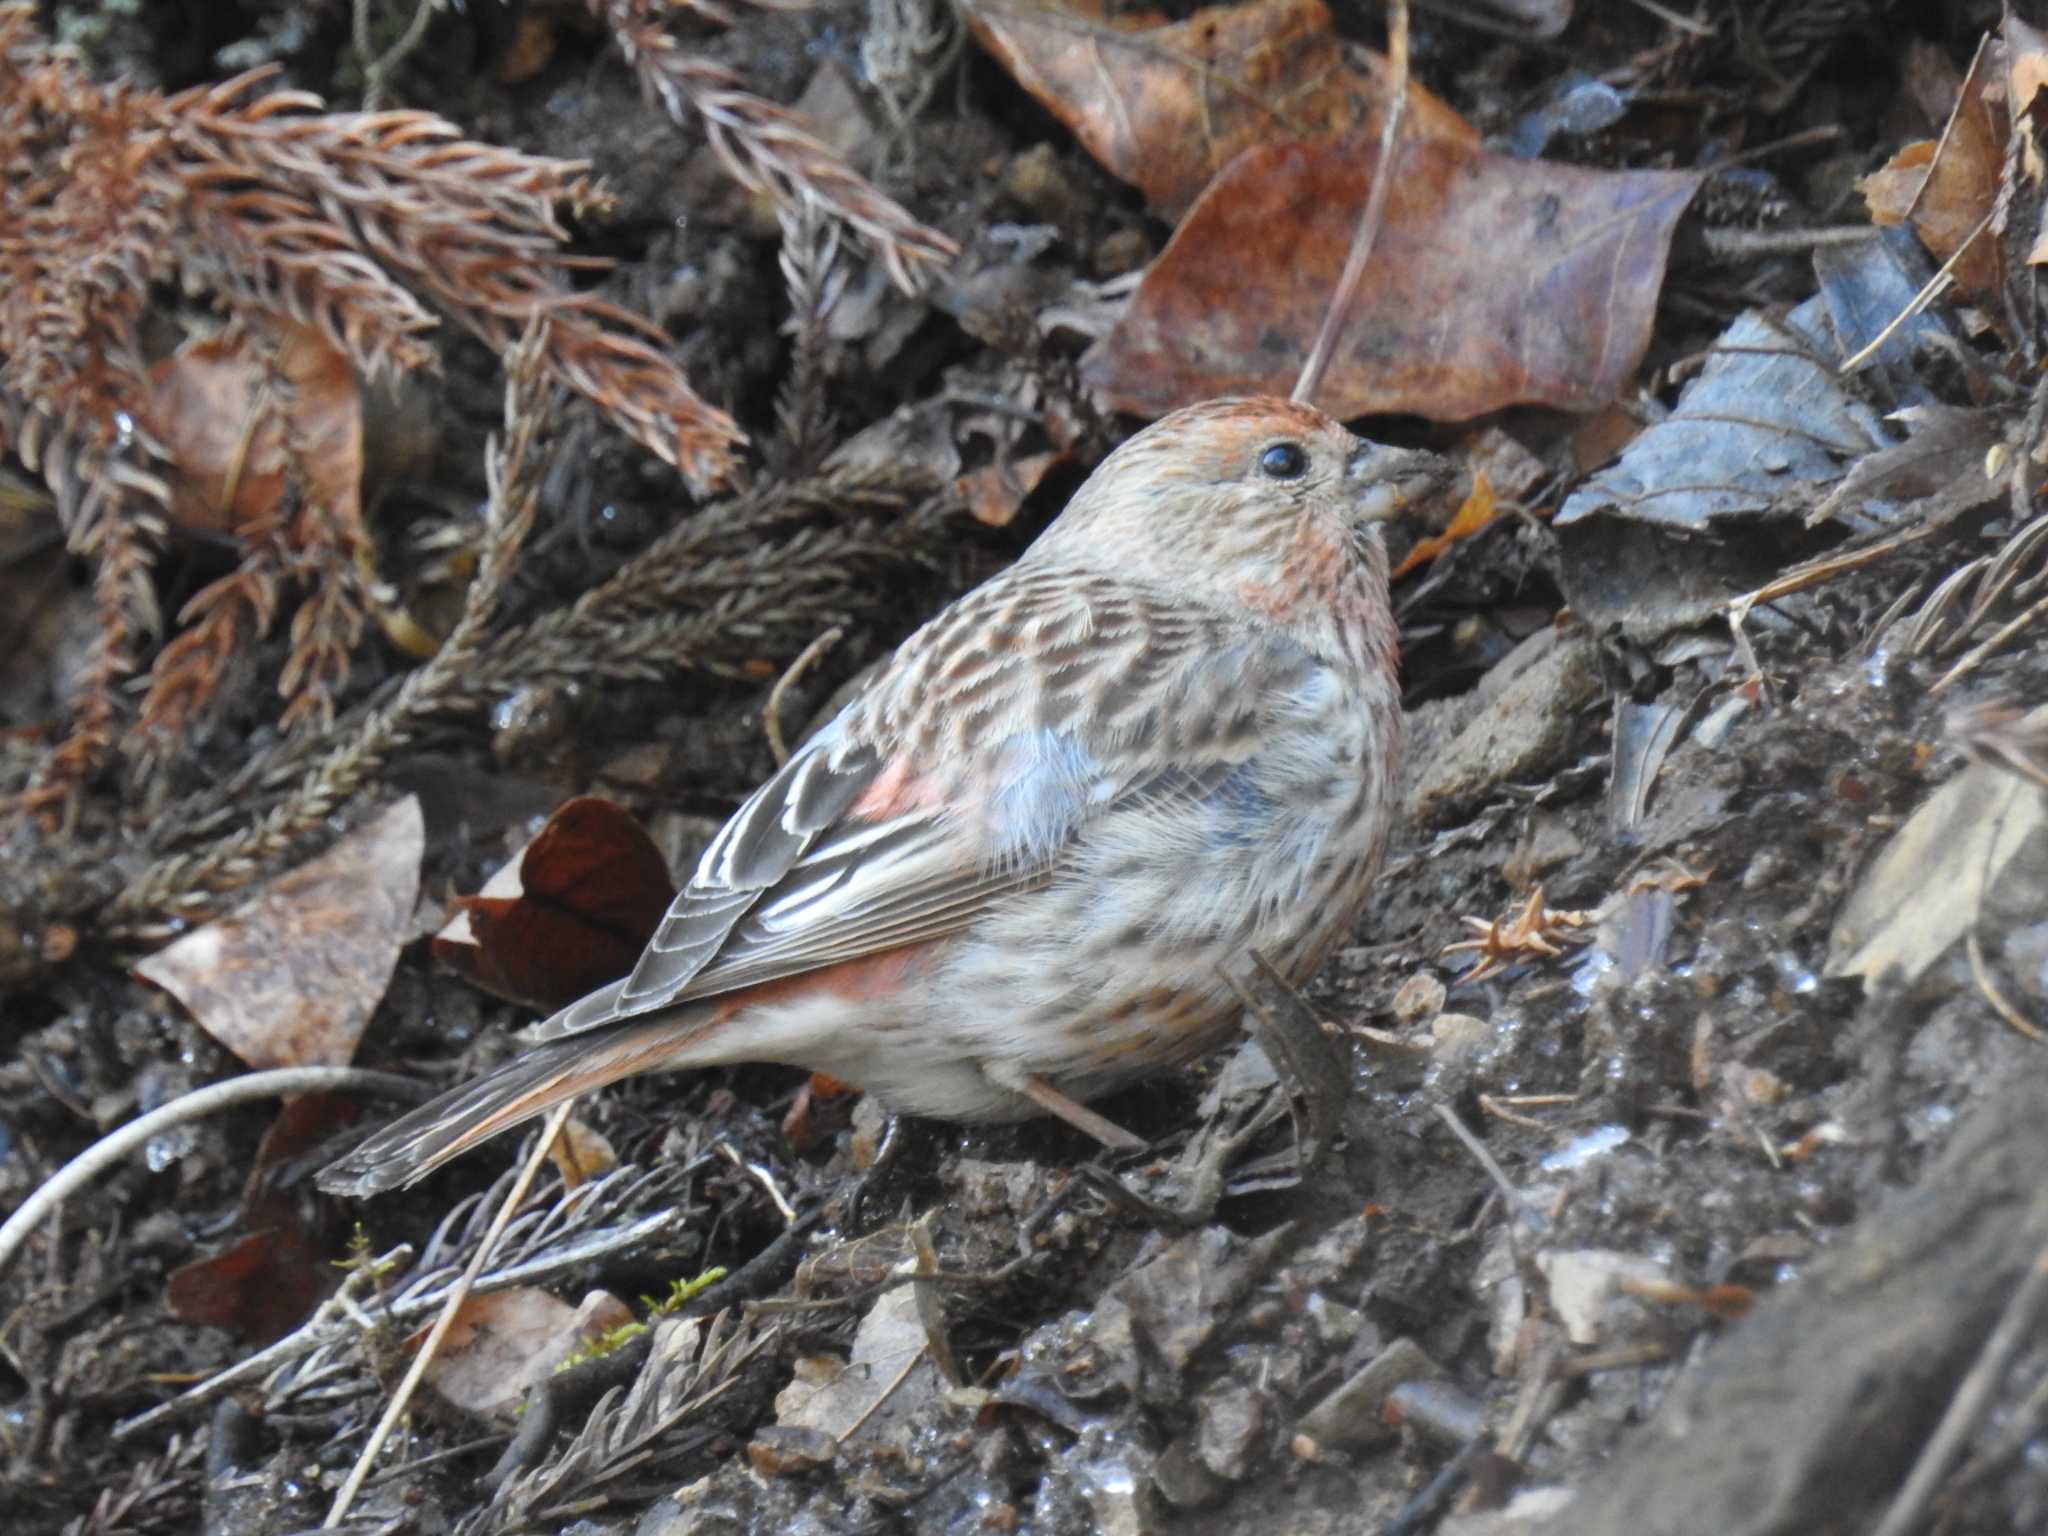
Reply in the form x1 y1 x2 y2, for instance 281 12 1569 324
1346 441 1452 525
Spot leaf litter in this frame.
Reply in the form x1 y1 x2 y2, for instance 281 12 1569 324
13 5 2048 1536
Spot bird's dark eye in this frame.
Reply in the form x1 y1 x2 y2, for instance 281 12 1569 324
1259 442 1308 480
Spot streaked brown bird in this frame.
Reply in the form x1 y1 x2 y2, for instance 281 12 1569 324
321 396 1443 1195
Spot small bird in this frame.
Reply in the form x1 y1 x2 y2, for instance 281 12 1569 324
321 397 1445 1195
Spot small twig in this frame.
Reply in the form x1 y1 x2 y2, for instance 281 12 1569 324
488 1203 823 1488
1433 1102 1523 1213
1292 0 1408 407
116 1196 685 1441
1966 933 2048 1044
1699 226 1878 258
1616 0 1714 36
356 0 441 111
113 1242 414 1442
2009 370 2048 528
1838 209 1991 375
715 1140 798 1223
1547 1341 1672 1379
1930 589 2048 696
1868 1240 2048 1536
1496 1327 1568 1462
1477 1093 1556 1130
1378 1434 1494 1536
324 1101 574 1527
1698 124 1844 175
0 1068 428 1277
764 625 843 767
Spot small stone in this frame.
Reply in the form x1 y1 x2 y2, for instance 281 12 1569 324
1193 1379 1268 1480
745 1425 838 1476
1152 1438 1226 1508
1391 970 1448 1027
1295 1338 1439 1449
1093 226 1153 277
1431 1012 1493 1060
1504 813 1585 889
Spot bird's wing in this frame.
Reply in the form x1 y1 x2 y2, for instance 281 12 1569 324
531 577 1324 1042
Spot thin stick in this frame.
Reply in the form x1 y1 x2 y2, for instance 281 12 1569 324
324 1101 575 1527
1433 1101 1522 1211
1967 932 2048 1044
1617 0 1715 36
0 1067 428 1276
1700 226 1878 258
764 625 843 766
1931 588 2048 696
1868 1241 2048 1536
1838 209 1991 375
1292 0 1409 407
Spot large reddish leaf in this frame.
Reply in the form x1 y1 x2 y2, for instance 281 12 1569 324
1083 134 1701 421
962 0 1472 220
434 796 677 1012
166 1226 328 1344
164 1094 368 1343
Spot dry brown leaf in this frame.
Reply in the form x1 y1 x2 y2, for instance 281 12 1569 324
961 0 1472 220
417 1287 636 1418
547 1115 620 1189
165 1227 329 1344
955 449 1064 528
2010 16 2048 177
141 320 364 542
1897 35 2005 298
1391 471 1499 580
434 796 676 1012
1826 758 2048 985
165 1092 380 1343
1084 134 1699 421
774 1281 943 1444
135 797 424 1068
1858 139 1936 227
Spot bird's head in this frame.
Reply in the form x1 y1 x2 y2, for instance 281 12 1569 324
1028 396 1448 658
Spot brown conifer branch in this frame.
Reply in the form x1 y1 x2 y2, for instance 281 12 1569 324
138 558 282 755
155 70 745 489
100 328 558 946
0 0 767 804
592 0 958 294
2 388 173 814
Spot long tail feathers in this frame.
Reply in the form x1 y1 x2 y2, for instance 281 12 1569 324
318 1011 716 1196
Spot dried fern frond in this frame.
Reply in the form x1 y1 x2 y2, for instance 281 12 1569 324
0 1 759 802
591 0 958 294
98 325 558 943
773 200 845 473
467 1311 776 1533
157 66 743 489
128 316 379 751
0 17 181 805
0 389 170 820
59 1432 200 1536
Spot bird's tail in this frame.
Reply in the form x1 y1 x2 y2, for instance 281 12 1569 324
317 1009 718 1196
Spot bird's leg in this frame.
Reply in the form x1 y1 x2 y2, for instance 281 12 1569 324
844 1112 913 1233
984 1062 1148 1152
